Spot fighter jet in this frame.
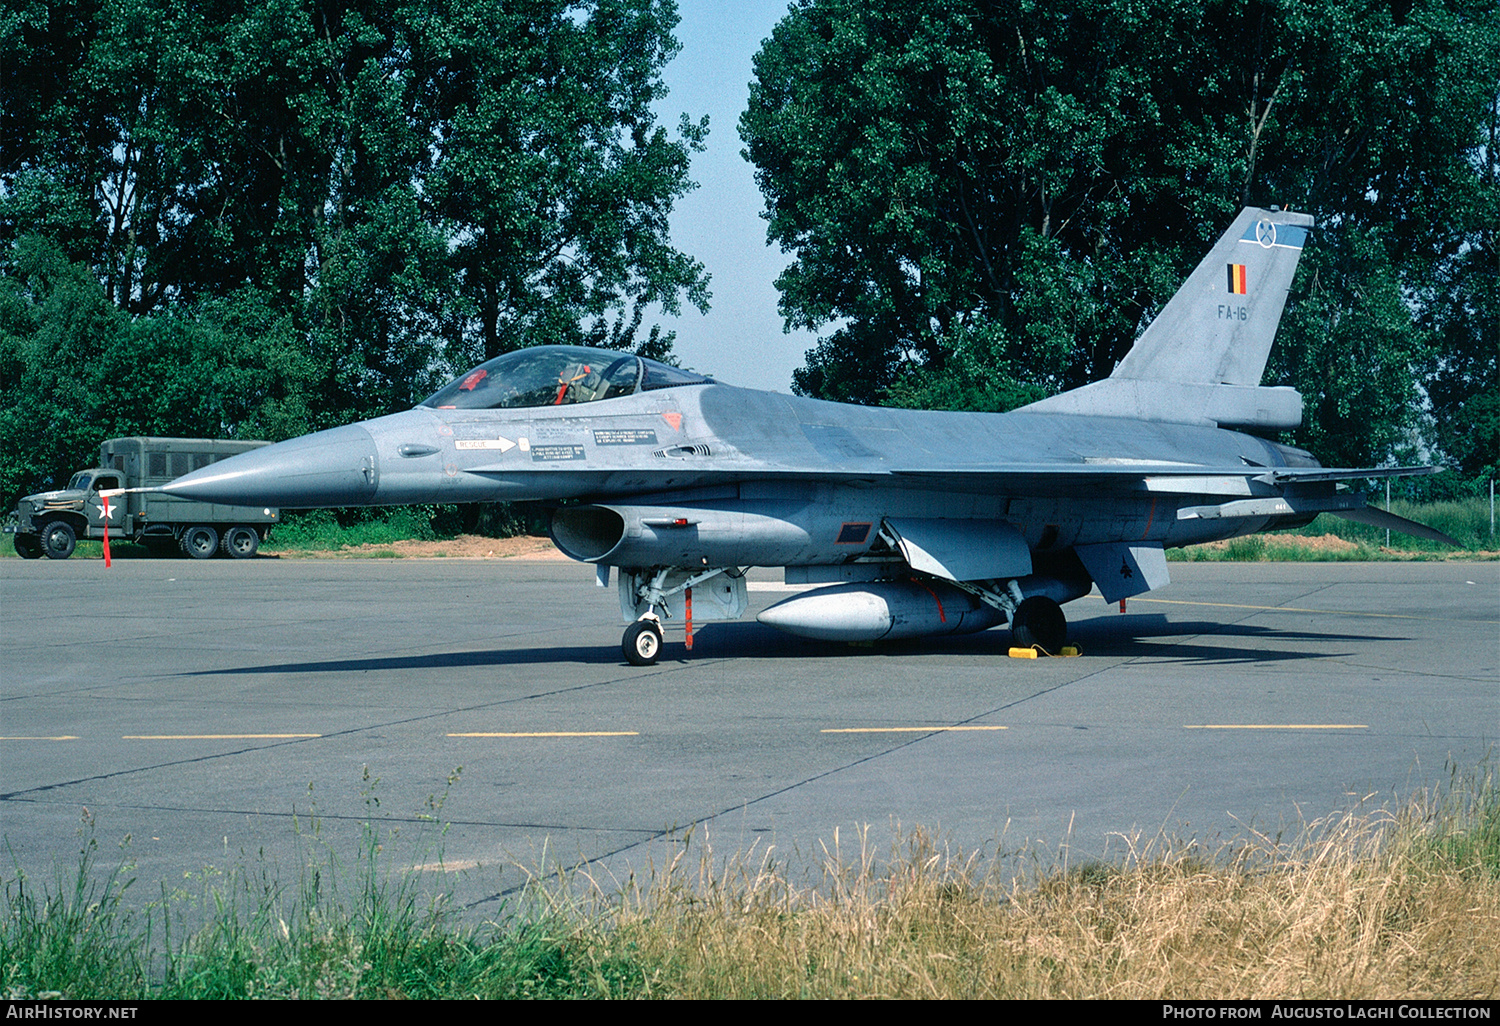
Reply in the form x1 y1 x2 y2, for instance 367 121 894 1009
161 207 1455 665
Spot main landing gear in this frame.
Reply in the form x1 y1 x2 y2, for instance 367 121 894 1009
1009 595 1068 654
943 576 1078 655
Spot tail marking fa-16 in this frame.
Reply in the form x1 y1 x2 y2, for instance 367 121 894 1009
160 208 1455 664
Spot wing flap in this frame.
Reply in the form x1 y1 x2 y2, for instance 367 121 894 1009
1259 465 1440 485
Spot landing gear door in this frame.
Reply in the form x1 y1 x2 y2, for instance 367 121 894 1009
617 568 748 623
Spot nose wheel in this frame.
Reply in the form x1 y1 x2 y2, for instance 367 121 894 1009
623 619 664 666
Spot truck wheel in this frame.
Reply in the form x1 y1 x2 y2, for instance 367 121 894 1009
40 521 76 560
180 525 219 559
220 526 259 559
14 534 43 559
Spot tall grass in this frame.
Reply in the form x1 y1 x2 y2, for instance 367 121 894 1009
560 771 1500 998
5 767 1497 999
261 508 448 553
1 797 603 999
259 503 544 552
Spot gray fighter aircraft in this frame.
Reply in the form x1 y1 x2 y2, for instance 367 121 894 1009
160 207 1455 664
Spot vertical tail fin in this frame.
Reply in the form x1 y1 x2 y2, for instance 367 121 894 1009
1111 207 1313 386
1020 207 1314 428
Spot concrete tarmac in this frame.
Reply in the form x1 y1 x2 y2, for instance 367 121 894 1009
2 555 1495 909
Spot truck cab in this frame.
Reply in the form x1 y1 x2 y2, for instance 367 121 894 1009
8 468 126 559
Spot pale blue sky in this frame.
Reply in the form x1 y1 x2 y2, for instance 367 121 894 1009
652 1 814 392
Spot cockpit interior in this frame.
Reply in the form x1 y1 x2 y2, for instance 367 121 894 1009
423 346 712 410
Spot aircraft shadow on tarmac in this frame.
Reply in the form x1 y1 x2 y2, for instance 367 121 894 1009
182 614 1405 677
1066 614 1405 664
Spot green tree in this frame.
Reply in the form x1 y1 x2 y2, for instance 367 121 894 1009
0 237 128 502
425 0 711 369
1 0 708 501
742 0 1500 470
1415 90 1499 485
0 238 320 504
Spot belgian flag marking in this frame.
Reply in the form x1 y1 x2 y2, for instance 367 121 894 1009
1227 263 1248 294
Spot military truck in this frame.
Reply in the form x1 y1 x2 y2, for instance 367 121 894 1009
6 437 280 560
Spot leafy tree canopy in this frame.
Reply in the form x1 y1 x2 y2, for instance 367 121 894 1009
742 0 1498 479
1 0 708 502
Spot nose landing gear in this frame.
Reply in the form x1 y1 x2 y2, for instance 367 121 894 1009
622 618 664 666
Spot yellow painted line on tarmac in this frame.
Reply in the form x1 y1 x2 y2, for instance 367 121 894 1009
1183 724 1368 730
122 733 322 740
448 731 639 738
1134 597 1499 625
1 736 79 741
821 725 1008 734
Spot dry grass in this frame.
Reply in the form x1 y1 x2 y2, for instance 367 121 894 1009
542 779 1500 999
7 772 1496 998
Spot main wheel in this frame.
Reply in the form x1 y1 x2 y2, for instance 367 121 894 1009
40 521 76 560
180 525 219 559
623 620 664 666
1011 596 1068 653
220 526 260 559
13 534 42 559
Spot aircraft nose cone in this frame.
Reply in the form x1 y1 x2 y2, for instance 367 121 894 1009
162 425 379 508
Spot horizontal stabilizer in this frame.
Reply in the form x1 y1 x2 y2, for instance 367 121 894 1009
1179 490 1460 546
1328 506 1460 547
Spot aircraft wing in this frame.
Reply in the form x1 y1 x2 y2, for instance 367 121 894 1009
465 460 1443 497
881 463 1442 493
885 464 1457 547
1253 466 1441 485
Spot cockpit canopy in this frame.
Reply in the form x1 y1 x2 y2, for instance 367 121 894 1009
421 346 713 410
